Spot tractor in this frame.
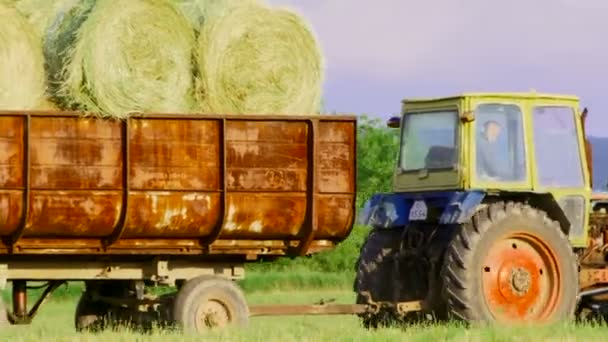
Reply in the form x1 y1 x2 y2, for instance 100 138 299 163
356 92 608 327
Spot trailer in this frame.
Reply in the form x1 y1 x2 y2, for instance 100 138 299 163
0 109 403 332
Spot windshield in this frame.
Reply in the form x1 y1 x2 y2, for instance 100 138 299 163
399 110 458 171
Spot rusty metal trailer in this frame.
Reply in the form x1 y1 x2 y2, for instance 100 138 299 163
0 109 418 332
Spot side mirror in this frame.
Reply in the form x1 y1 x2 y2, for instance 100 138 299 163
387 116 401 128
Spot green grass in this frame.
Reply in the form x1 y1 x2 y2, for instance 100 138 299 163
1 289 608 341
2 226 606 340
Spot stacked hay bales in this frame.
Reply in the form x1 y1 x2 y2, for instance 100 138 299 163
10 0 81 38
2 0 324 118
195 2 324 115
0 1 46 110
46 0 196 118
172 0 259 28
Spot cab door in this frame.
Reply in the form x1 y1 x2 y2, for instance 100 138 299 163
528 99 591 247
468 96 533 191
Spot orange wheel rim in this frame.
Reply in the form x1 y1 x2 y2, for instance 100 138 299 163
481 232 561 323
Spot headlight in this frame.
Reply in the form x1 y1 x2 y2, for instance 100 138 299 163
369 201 398 228
358 199 398 229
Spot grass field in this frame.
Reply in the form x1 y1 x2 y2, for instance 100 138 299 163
0 227 606 340
1 281 608 341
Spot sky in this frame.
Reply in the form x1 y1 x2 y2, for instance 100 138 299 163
268 0 608 137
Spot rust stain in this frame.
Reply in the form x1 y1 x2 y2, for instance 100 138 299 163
317 121 355 194
30 117 122 189
129 119 220 190
226 143 307 170
0 117 23 188
24 191 121 237
30 117 120 139
220 193 306 239
0 111 357 257
226 120 309 192
227 169 307 191
226 121 308 143
122 191 220 238
0 190 23 235
315 195 355 239
318 121 354 144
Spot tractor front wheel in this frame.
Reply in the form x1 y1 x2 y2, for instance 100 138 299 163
441 201 578 325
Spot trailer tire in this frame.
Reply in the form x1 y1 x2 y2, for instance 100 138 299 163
441 201 578 325
173 275 249 332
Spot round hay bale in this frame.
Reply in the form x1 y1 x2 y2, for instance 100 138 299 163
0 2 46 110
43 0 96 107
171 0 262 29
195 2 324 115
11 0 81 38
48 0 196 118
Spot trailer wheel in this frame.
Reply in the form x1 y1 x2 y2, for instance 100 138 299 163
441 201 578 324
173 275 249 332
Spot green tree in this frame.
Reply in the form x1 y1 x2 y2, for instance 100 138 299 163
356 115 400 207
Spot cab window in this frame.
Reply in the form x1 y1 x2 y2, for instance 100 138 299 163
532 106 584 188
400 110 458 171
475 103 526 182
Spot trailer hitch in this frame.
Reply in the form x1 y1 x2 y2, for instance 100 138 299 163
248 291 422 317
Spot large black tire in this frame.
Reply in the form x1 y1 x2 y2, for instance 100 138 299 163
442 201 578 324
173 275 249 333
354 228 428 328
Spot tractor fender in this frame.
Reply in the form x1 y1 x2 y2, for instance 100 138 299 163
474 192 573 236
358 191 486 229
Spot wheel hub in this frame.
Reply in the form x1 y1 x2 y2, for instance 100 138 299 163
511 267 531 295
197 300 230 329
481 233 561 323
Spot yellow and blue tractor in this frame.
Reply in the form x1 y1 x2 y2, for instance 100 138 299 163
356 92 608 327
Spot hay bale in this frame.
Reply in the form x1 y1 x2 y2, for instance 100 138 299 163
47 0 196 118
170 0 262 29
195 2 324 115
0 2 46 110
11 0 81 38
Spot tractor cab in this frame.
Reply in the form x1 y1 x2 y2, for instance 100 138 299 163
361 92 592 246
355 92 600 326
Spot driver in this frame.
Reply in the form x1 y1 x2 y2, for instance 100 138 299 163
477 120 510 180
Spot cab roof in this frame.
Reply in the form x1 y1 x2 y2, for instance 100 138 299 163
401 91 579 104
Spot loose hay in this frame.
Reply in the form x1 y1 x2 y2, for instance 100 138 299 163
48 0 196 118
0 2 46 110
195 2 324 115
171 0 262 29
11 0 81 38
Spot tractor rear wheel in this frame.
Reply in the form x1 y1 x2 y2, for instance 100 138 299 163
441 201 578 325
354 228 430 328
